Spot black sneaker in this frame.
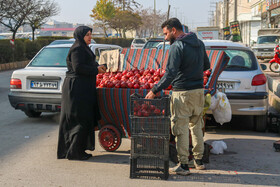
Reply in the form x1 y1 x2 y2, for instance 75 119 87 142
194 159 206 170
169 164 191 176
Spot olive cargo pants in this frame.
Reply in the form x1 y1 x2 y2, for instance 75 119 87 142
170 88 205 164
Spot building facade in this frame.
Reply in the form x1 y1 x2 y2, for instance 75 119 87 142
213 0 268 46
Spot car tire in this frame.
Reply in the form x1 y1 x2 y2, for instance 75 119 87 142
254 115 267 132
24 110 42 118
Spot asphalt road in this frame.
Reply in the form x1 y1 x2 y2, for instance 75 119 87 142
0 70 279 187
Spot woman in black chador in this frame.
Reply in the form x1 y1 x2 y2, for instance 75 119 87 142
57 26 106 160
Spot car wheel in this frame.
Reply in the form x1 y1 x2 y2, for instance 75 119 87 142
269 62 280 73
254 115 267 132
24 110 42 118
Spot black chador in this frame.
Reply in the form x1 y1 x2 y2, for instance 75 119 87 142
57 26 101 160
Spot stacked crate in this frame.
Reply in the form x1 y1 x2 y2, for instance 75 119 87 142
129 94 170 180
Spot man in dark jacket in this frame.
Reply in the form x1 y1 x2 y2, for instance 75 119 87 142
146 18 210 175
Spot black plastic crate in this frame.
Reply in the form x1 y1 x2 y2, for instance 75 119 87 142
130 93 170 117
130 156 169 180
130 116 170 137
131 135 169 158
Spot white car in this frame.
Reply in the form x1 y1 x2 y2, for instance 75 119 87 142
130 38 147 49
8 43 122 117
204 40 268 131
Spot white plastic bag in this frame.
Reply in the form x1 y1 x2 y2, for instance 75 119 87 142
209 92 219 110
212 92 232 125
210 141 227 154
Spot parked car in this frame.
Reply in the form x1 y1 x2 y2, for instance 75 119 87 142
130 38 147 49
156 41 170 50
143 37 165 49
204 40 268 131
49 38 96 45
8 43 122 117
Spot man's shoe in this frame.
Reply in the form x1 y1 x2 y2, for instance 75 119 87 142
169 164 191 176
194 159 205 170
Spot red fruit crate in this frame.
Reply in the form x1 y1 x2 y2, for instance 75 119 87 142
130 117 170 137
131 135 169 158
130 156 169 180
130 93 170 117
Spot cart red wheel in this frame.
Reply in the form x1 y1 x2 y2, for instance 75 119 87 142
98 125 122 152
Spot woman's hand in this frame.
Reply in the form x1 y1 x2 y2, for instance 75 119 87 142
98 65 107 74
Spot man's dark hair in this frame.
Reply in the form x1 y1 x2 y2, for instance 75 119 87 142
161 18 183 31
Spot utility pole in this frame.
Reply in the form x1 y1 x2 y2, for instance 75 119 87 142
153 0 156 37
210 1 216 26
234 0 237 21
224 0 229 27
167 0 171 20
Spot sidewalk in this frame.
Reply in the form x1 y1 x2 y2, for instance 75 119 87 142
264 67 280 113
0 61 28 72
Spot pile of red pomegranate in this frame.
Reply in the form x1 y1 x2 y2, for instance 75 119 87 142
96 68 172 90
96 68 212 89
132 101 165 117
203 69 212 87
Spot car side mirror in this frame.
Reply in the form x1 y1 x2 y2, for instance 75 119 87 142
260 64 267 71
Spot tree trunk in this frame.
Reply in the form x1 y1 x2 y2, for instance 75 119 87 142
123 29 126 39
118 29 122 38
12 31 16 40
115 29 119 38
32 27 35 41
103 26 108 37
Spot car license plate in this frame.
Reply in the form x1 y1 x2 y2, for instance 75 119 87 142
217 82 235 90
31 81 58 89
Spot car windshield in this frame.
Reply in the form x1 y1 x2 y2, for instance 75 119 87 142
144 41 163 49
49 40 74 45
134 39 146 44
257 36 280 44
210 49 257 71
29 47 70 67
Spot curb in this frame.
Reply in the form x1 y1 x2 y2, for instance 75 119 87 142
267 74 280 113
0 61 29 72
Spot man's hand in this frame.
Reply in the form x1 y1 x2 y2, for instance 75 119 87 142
145 91 156 99
98 65 106 73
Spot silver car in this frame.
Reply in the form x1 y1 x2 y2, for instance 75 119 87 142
8 43 122 117
130 38 147 49
204 40 268 131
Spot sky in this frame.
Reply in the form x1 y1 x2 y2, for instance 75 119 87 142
52 0 212 30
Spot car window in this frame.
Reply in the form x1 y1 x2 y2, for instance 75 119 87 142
29 47 70 67
210 49 258 71
257 36 280 44
49 40 74 45
144 41 162 49
133 39 146 44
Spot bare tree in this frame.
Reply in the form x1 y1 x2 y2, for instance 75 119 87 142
136 7 165 38
113 0 140 11
107 9 142 38
0 0 37 39
27 0 60 40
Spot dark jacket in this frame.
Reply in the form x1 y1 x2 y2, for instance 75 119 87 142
151 32 210 94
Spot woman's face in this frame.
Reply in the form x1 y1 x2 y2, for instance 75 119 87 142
84 30 92 45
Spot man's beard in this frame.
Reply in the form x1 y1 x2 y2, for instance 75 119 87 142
169 34 176 45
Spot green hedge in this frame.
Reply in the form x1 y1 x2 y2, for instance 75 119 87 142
0 37 132 64
92 38 133 48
